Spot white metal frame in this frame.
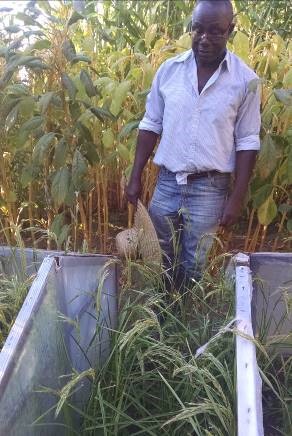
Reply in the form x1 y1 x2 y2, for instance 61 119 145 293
0 257 55 389
235 253 264 436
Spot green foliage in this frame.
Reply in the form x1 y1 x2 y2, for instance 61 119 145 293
0 272 33 350
61 73 77 101
79 260 238 434
32 132 56 165
80 70 97 97
72 149 88 190
234 0 292 37
43 258 291 435
51 167 71 208
0 0 290 249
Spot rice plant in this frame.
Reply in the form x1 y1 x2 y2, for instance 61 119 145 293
23 251 291 435
0 269 33 350
75 256 237 435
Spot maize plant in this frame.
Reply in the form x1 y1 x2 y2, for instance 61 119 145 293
0 0 291 253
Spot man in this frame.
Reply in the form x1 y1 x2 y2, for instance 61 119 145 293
126 0 261 280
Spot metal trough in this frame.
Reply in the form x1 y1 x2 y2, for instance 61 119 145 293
234 252 292 436
0 248 118 435
0 248 291 435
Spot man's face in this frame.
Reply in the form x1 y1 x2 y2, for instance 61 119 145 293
191 2 233 65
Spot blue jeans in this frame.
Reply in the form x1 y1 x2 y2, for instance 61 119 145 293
149 167 230 280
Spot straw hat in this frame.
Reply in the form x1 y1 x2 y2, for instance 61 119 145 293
116 200 162 263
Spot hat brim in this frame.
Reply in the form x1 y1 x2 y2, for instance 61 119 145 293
116 200 162 263
134 200 162 263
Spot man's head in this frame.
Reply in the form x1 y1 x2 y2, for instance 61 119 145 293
191 0 234 66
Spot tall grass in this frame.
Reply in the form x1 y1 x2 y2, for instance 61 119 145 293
75 257 237 435
0 270 33 350
44 256 290 436
1 244 291 435
0 223 35 349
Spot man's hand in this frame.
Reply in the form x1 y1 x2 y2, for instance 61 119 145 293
220 194 242 228
125 130 159 206
220 150 258 228
125 177 142 207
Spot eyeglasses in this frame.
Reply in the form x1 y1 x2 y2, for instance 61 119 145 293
191 23 232 42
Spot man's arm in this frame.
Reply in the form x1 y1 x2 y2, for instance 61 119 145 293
125 130 159 206
220 150 257 227
221 77 261 228
125 62 165 206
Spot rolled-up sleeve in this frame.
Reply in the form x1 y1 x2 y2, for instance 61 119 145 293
139 65 165 135
234 79 261 151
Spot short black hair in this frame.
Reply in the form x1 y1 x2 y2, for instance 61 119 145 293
192 0 234 24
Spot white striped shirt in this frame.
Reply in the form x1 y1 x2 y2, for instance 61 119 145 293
139 49 261 184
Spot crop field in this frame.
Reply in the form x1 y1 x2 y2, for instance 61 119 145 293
40 256 290 435
0 251 291 434
0 0 291 254
0 1 291 435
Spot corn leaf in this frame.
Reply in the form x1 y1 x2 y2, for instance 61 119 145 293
32 39 51 51
62 39 76 62
19 96 35 118
38 91 54 114
6 83 30 96
90 107 116 121
51 167 70 207
21 163 38 187
67 10 84 27
257 195 277 225
232 31 249 63
80 70 97 97
274 89 292 106
117 144 130 161
119 120 140 138
102 128 115 149
72 150 87 190
257 134 278 179
110 81 131 116
252 184 273 209
50 212 65 236
71 54 91 65
61 73 77 101
145 24 157 48
32 132 56 164
5 104 19 131
26 60 49 70
82 142 99 165
54 138 68 169
21 115 44 132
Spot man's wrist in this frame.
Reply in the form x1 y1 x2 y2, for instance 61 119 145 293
229 189 246 204
130 171 142 182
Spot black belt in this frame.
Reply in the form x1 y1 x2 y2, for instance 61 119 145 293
187 170 229 181
161 167 230 180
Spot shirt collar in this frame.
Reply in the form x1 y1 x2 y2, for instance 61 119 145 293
175 48 231 72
